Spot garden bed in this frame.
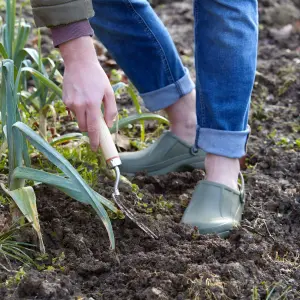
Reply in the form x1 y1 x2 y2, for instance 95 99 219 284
0 0 299 299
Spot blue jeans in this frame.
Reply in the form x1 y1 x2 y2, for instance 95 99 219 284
90 0 258 158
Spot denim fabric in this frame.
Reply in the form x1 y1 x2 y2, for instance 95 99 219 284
90 0 195 111
194 0 258 158
90 0 258 158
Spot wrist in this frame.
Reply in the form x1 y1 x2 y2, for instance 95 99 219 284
59 36 98 65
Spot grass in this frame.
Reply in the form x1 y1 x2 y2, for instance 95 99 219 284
0 223 35 271
252 282 294 300
188 273 230 300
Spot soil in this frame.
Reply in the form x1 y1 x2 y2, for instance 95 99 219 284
1 0 300 299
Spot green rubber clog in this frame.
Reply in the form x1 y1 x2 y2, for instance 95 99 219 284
181 173 245 238
119 131 205 176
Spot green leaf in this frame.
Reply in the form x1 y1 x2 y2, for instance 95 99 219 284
12 166 117 213
0 67 7 130
23 48 47 76
12 167 73 191
50 133 83 146
20 90 41 111
0 223 35 266
2 60 19 184
0 42 8 59
21 67 62 98
13 22 31 62
45 91 58 106
127 84 145 141
109 113 169 134
1 183 45 254
13 122 115 249
5 0 16 58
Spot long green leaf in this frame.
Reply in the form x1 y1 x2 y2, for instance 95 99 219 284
2 60 18 185
0 223 31 242
11 166 117 212
50 133 83 146
44 57 63 83
109 113 169 134
21 67 62 98
20 90 40 111
23 48 47 76
13 22 31 62
59 186 118 214
0 183 45 253
5 0 16 58
127 84 145 141
0 67 7 130
13 122 115 249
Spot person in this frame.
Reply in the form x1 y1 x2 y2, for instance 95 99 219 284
30 0 258 237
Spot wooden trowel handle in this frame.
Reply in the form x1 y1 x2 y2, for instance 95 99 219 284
98 112 121 168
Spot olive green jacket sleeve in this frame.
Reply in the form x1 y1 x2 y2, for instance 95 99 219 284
30 0 95 27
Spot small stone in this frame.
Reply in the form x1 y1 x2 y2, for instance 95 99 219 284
179 193 189 202
152 287 162 296
269 24 293 41
156 214 163 220
179 193 190 207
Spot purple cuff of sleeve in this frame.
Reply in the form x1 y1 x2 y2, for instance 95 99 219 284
51 20 94 47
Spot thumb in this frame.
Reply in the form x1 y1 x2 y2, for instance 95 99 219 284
103 86 117 128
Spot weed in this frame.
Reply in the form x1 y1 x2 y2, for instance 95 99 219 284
251 101 267 121
267 129 277 140
188 273 230 300
4 267 26 287
0 223 35 270
0 194 9 205
252 282 293 300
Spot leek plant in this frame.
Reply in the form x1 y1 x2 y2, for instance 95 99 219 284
1 59 117 252
0 0 63 139
20 30 63 139
0 0 31 68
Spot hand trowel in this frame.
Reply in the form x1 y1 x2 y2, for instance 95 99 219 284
98 113 157 239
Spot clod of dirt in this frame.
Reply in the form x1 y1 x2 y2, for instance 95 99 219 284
263 3 300 26
17 270 76 299
269 24 294 41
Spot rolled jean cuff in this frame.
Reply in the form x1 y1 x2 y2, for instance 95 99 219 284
196 125 251 158
140 68 195 112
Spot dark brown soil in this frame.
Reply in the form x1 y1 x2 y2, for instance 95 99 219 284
1 0 300 299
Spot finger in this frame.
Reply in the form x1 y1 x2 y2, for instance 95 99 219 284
76 109 87 132
87 106 101 152
103 87 117 128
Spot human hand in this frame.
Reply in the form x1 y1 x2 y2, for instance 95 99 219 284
59 36 117 151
